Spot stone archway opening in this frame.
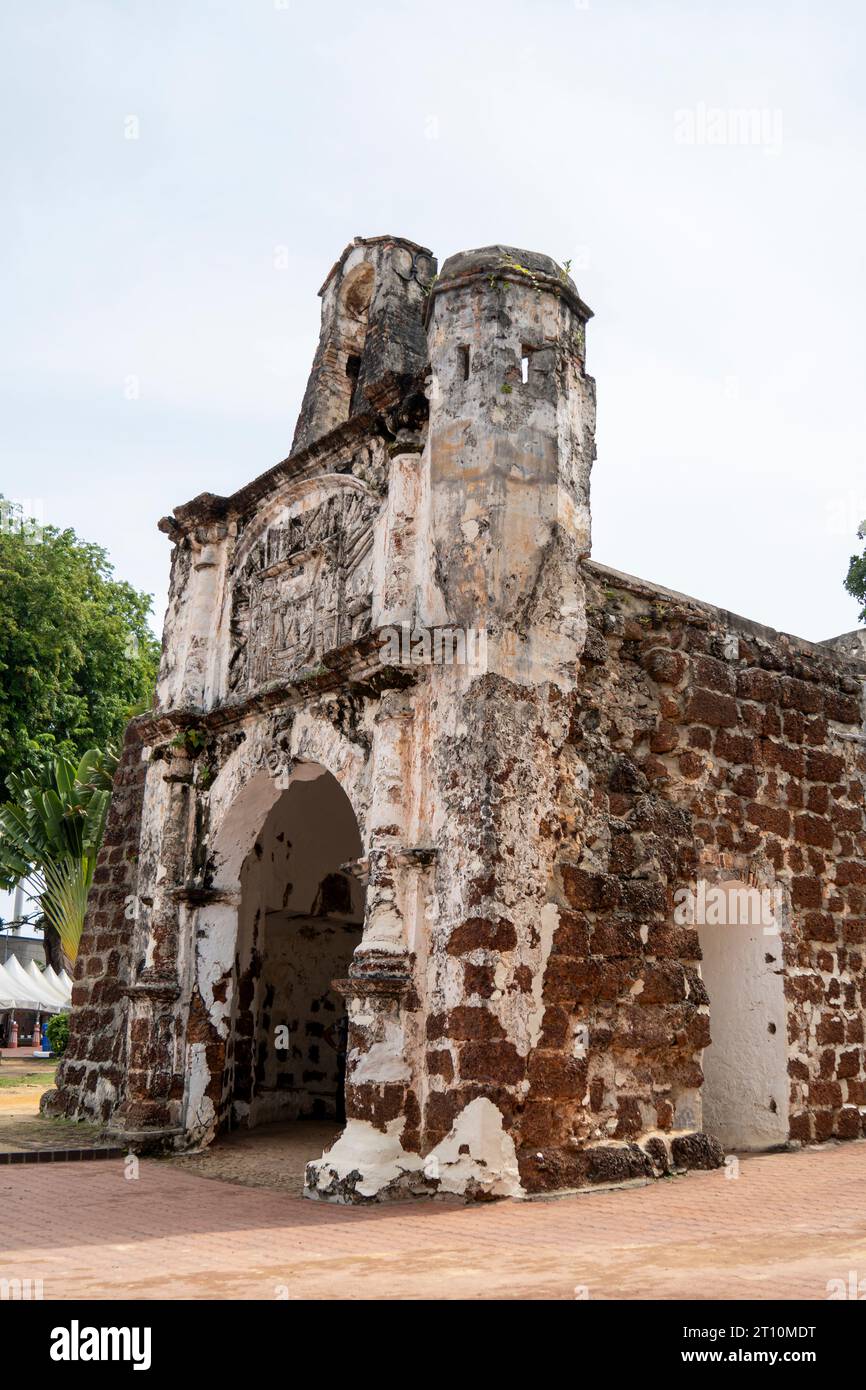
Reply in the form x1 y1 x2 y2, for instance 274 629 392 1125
697 879 789 1152
335 262 374 420
217 765 365 1172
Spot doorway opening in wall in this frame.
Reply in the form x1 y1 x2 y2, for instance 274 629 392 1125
696 879 789 1152
345 353 361 387
210 766 364 1192
338 262 374 420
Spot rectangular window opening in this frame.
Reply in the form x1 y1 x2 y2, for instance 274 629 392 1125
459 345 471 381
520 348 531 385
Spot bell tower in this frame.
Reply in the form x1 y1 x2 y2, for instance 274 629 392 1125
291 234 437 454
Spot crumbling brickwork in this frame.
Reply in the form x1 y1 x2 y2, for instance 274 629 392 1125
46 235 866 1202
518 564 866 1191
47 723 145 1122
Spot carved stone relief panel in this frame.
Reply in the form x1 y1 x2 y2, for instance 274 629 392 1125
228 482 380 694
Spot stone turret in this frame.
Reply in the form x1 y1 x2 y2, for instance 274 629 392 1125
424 245 596 686
291 234 436 454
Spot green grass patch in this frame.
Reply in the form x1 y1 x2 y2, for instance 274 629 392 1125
0 1071 56 1088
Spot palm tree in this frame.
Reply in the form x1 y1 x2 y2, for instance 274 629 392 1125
0 747 118 968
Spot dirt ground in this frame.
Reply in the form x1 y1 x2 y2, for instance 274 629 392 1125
0 1058 103 1151
0 1057 55 1114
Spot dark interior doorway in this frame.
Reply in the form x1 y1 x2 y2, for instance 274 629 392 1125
222 766 365 1135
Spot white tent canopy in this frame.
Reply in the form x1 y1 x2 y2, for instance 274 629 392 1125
40 963 71 1001
0 961 39 1010
0 955 70 1012
26 959 68 1006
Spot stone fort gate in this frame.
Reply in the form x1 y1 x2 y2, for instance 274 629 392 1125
47 237 866 1201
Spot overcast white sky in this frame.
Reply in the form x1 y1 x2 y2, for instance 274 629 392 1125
2 0 865 650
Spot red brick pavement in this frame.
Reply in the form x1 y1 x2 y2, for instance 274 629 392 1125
1 1142 865 1300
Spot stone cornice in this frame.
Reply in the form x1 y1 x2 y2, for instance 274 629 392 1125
130 632 417 745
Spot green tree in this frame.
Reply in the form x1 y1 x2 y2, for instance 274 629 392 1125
0 747 119 967
845 523 866 623
0 503 159 797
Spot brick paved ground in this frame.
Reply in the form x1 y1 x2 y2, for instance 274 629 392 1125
1 1141 864 1300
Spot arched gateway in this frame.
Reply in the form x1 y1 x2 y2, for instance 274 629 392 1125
186 759 365 1145
46 236 866 1200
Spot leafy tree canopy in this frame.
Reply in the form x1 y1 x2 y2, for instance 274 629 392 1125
845 522 866 624
0 503 160 797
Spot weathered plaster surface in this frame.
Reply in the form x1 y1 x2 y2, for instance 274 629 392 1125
307 1096 521 1202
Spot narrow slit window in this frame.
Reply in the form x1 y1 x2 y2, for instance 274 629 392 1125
520 350 531 384
459 345 471 381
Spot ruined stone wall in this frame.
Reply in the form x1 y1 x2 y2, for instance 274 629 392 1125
46 722 146 1123
47 233 866 1206
420 673 565 1153
517 563 866 1191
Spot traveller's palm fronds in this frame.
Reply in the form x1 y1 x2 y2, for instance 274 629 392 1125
0 747 119 964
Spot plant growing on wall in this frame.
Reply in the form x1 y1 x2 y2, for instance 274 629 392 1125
0 746 118 967
171 726 206 757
